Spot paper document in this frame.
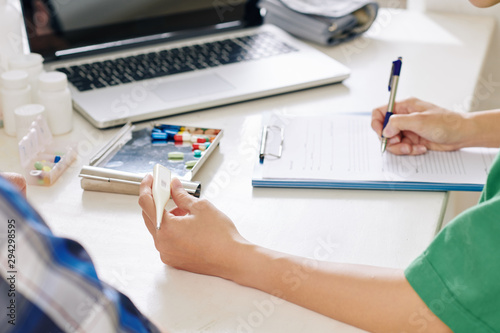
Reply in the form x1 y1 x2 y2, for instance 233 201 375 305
256 114 498 191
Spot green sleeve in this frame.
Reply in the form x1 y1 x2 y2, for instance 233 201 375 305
405 191 500 332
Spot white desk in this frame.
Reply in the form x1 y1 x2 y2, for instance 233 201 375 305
0 9 494 333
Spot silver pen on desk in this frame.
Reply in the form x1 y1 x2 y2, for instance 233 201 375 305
381 57 403 153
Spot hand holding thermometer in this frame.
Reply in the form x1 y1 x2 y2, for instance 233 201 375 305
152 164 171 230
381 57 403 153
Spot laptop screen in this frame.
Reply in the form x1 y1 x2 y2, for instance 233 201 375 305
21 0 262 61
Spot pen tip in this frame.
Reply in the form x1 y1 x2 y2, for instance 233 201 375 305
380 138 387 153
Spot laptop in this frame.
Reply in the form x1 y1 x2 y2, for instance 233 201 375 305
21 0 350 129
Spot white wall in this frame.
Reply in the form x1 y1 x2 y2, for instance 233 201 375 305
408 0 500 227
409 0 500 112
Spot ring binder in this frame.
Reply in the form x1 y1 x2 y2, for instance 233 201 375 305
259 125 284 163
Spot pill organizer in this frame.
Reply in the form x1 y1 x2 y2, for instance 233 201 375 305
18 115 77 186
83 122 223 184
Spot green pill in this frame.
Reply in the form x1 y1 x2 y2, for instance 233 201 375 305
34 161 43 170
185 160 197 168
168 152 184 159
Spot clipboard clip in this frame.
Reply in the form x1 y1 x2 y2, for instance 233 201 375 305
259 125 284 164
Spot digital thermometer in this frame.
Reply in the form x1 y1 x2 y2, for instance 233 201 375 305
152 164 171 230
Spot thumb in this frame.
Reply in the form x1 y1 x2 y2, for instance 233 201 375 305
383 114 424 138
170 178 196 213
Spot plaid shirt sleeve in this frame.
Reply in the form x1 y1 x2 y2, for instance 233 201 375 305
0 176 161 333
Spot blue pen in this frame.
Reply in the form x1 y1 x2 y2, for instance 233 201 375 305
381 57 403 153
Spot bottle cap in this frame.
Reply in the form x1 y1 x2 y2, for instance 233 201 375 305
1 70 29 89
9 53 44 70
14 104 46 140
38 71 68 91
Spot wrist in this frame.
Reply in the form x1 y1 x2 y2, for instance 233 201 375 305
465 110 500 148
461 112 478 148
224 242 282 291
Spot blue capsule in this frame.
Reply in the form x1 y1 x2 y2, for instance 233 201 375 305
156 124 181 131
163 129 178 141
151 132 167 140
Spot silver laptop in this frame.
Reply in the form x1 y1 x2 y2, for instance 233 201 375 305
21 0 350 129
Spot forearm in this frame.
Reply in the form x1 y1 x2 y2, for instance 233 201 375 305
464 110 500 148
227 244 451 333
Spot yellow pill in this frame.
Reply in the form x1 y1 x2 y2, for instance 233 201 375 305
42 166 52 172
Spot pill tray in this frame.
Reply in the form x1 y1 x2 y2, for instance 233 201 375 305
89 123 223 181
18 116 77 186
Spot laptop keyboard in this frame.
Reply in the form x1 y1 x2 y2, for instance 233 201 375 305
56 32 298 92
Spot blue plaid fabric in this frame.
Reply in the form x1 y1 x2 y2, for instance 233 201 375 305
0 176 160 333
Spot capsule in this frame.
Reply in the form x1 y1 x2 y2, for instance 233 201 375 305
192 143 207 151
163 129 178 141
196 136 209 143
174 132 192 142
168 152 184 159
156 124 181 132
151 132 167 140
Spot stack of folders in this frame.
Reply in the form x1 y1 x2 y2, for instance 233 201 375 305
259 0 379 46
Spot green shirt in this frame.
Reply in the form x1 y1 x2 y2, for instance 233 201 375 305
406 152 500 333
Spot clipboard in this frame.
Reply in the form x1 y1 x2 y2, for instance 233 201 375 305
252 113 499 192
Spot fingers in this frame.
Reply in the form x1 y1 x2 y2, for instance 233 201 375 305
170 178 197 213
139 174 157 232
386 143 428 155
142 211 156 237
382 113 425 139
169 207 189 216
388 136 401 145
139 173 153 197
2 172 27 197
140 175 196 238
371 99 416 137
371 105 387 137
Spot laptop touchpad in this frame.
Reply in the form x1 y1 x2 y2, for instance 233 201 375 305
153 73 235 102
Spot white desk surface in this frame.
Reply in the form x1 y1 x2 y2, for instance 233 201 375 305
0 9 494 333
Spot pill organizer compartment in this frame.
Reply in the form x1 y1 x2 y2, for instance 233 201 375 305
93 123 223 180
18 115 77 186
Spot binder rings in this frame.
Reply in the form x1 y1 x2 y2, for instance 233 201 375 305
252 114 499 191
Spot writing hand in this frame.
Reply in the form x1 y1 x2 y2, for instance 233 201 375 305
372 98 468 155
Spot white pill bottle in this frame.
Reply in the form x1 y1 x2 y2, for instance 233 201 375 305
0 0 24 127
1 70 31 136
9 53 44 101
0 0 23 73
36 71 73 135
